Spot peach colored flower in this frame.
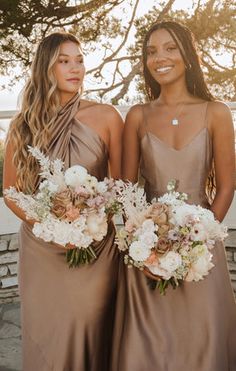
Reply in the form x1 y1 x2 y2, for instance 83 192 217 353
51 190 72 219
149 203 169 225
65 206 81 222
157 237 172 253
145 251 157 265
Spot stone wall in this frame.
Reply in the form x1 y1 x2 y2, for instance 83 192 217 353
1 230 236 303
0 233 19 303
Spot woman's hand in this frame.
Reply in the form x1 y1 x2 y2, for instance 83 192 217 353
143 267 161 281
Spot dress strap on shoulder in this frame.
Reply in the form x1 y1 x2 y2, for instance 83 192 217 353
204 101 209 128
138 104 148 138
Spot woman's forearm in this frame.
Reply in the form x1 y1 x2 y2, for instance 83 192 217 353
210 187 235 222
3 197 35 225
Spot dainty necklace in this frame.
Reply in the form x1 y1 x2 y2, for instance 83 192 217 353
171 103 184 126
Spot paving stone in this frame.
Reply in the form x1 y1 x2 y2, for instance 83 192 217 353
0 241 8 252
0 337 22 371
0 235 14 242
8 239 19 251
0 267 8 278
0 252 18 265
2 307 21 327
1 277 18 289
0 323 21 339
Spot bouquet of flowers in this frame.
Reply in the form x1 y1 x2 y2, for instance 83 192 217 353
116 180 228 294
5 146 121 267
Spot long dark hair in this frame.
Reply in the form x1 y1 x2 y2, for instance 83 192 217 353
142 21 216 202
142 21 215 102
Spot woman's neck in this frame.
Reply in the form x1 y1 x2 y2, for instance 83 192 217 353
157 79 191 106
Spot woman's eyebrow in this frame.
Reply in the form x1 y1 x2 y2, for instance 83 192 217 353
58 53 83 57
147 41 177 48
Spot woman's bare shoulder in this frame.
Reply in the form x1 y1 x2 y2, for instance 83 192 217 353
208 100 232 117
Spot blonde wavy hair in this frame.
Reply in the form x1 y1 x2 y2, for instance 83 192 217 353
7 32 81 193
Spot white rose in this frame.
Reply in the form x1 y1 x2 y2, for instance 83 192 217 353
146 263 172 280
64 165 88 188
159 251 182 275
139 231 158 248
141 219 157 233
129 241 151 262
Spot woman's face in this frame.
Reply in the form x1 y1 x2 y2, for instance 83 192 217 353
146 28 186 87
53 41 85 103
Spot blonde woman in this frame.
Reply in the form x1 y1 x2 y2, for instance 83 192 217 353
3 32 123 371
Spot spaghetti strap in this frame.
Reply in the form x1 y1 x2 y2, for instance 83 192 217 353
204 101 209 128
138 104 149 139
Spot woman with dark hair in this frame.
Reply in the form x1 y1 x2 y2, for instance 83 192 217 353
3 32 123 371
112 21 236 370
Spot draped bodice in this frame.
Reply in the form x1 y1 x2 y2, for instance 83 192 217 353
140 110 212 207
47 94 108 181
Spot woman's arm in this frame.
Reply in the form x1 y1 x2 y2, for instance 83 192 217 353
209 102 235 222
3 140 35 224
122 105 143 182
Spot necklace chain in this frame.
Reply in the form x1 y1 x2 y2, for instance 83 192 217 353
171 104 184 126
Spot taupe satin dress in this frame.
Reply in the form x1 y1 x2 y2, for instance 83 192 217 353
111 103 236 371
19 94 119 371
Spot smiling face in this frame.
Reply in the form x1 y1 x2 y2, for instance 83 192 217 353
53 41 85 104
146 28 186 87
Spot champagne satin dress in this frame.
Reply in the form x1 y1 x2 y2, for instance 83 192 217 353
111 102 236 371
19 94 119 371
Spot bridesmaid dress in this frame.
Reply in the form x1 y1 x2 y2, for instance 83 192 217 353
19 94 119 371
112 102 236 371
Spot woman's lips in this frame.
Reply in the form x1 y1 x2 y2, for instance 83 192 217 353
155 66 174 74
66 78 80 82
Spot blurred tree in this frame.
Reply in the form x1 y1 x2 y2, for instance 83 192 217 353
0 0 235 103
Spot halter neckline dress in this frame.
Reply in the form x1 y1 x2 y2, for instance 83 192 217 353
19 94 119 371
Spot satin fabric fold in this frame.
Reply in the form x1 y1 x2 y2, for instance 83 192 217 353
19 94 118 371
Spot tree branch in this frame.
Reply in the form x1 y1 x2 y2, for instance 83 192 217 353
87 0 139 75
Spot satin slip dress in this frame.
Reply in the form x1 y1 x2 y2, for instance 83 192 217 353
111 102 236 371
